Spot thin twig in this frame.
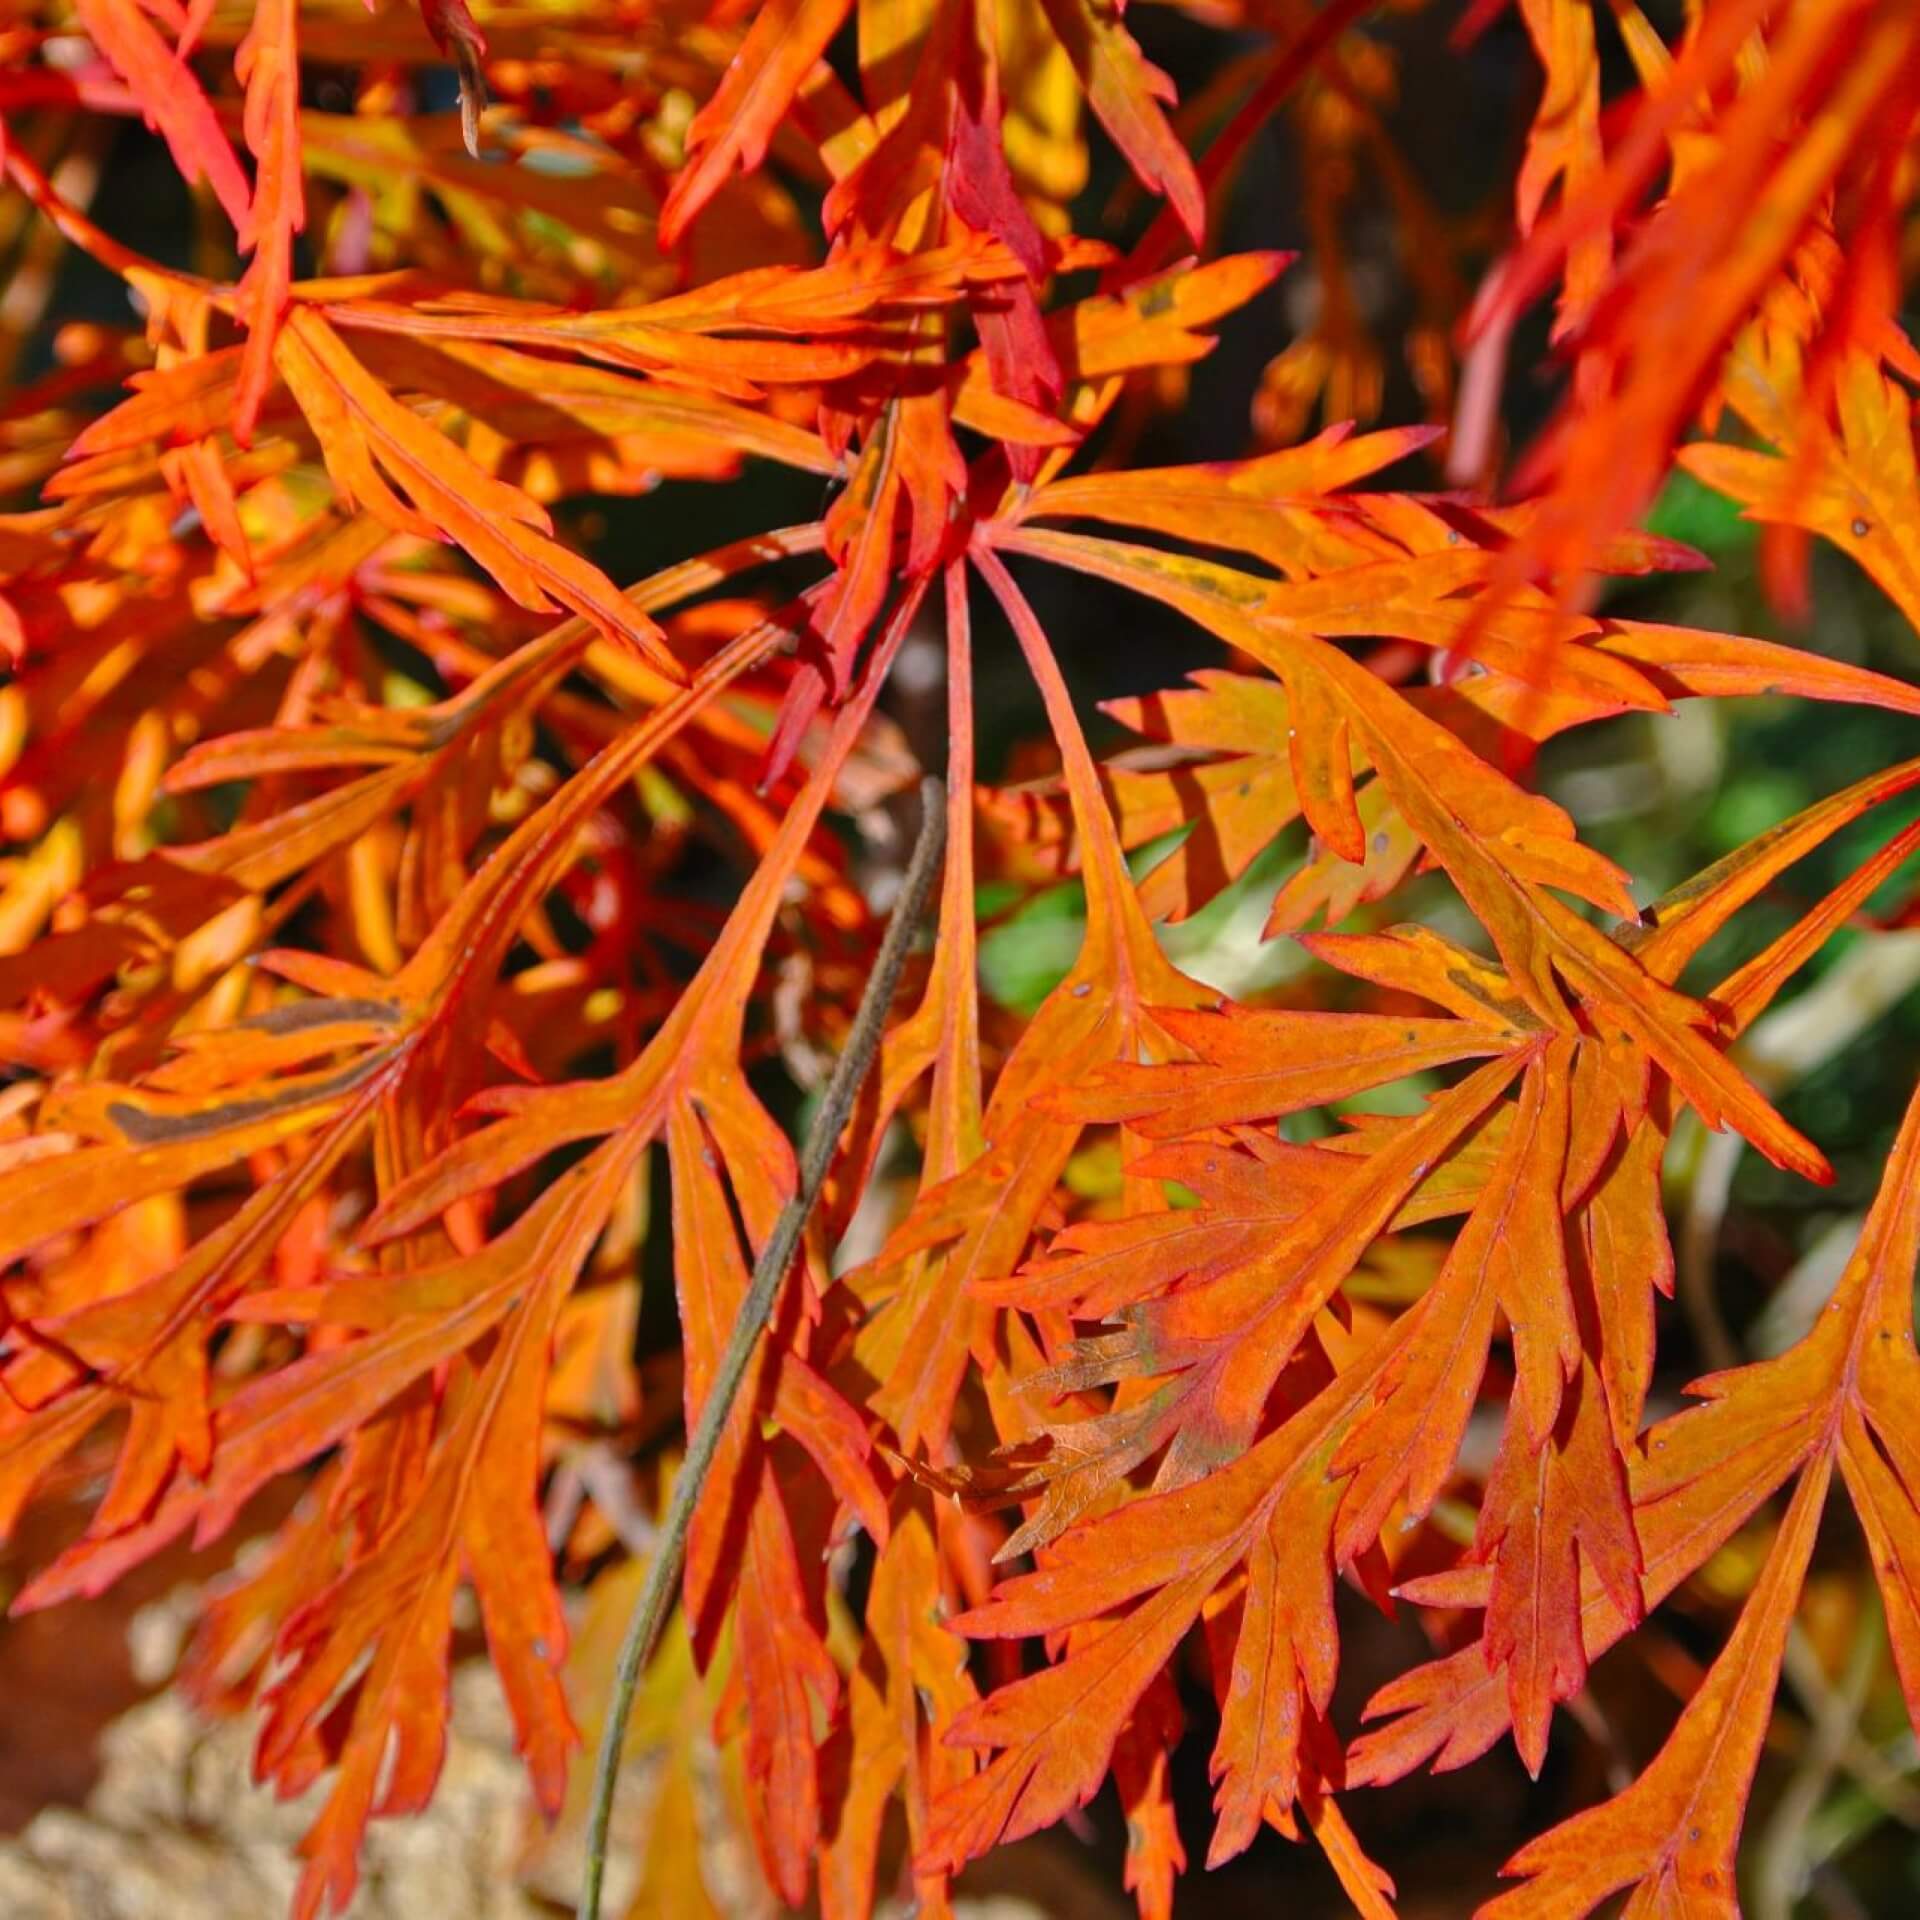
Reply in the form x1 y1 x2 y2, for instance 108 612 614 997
574 775 948 1920
1125 0 1376 280
1677 1123 1744 1375
1755 1614 1883 1920
1781 1620 1920 1830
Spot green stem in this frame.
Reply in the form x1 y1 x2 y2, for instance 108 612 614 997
575 775 948 1920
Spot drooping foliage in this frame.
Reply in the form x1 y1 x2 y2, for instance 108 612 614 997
1 0 1919 1914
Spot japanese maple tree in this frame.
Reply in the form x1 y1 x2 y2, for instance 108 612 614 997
1 0 1919 1914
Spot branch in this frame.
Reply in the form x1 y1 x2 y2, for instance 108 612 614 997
574 774 949 1920
1754 1614 1884 1920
